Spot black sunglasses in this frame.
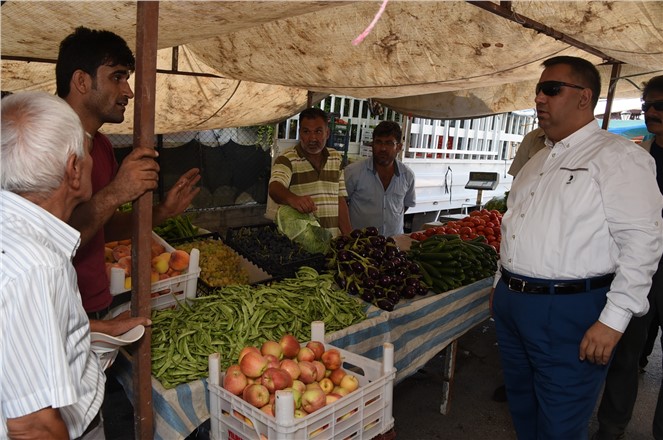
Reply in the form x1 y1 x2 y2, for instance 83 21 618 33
536 81 586 97
642 101 663 112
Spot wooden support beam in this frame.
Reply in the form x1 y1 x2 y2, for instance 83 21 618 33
602 63 623 130
132 2 159 439
468 1 621 64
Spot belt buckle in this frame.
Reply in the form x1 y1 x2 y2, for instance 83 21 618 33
508 277 526 292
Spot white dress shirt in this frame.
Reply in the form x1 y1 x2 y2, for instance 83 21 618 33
0 190 104 438
498 121 663 332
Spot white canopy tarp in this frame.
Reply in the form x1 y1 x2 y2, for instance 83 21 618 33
2 1 662 132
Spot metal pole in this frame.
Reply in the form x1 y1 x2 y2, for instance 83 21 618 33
132 2 159 438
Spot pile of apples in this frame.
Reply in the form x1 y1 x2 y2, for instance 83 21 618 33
223 334 361 418
105 237 190 289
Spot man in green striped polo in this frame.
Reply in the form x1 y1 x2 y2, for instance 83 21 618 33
269 108 352 237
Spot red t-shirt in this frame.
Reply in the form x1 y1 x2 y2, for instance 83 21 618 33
73 133 119 313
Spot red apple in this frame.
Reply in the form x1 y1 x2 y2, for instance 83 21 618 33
238 346 261 363
340 374 360 393
297 361 318 384
312 360 326 382
319 378 334 394
264 354 281 369
321 349 342 370
242 383 270 408
260 367 293 393
333 386 349 397
279 359 301 381
329 368 347 386
306 341 325 360
279 334 301 359
260 403 274 417
292 380 306 395
261 340 284 360
325 394 340 405
223 365 248 396
239 351 268 378
301 387 326 414
297 347 315 363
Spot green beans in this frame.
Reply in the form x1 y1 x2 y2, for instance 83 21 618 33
150 267 367 388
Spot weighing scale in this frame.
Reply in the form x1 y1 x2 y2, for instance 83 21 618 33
464 171 500 205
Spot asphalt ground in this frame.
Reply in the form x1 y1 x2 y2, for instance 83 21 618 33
103 318 663 439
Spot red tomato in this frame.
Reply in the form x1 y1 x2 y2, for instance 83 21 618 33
459 226 472 235
476 225 485 232
469 210 481 217
485 221 495 228
460 234 470 241
468 233 479 240
446 228 459 235
486 234 496 242
425 228 437 237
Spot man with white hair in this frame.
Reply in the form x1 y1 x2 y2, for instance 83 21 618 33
1 92 104 438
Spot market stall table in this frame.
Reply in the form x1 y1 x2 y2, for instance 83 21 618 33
113 277 492 439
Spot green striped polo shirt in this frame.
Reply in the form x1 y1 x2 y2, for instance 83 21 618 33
269 143 347 237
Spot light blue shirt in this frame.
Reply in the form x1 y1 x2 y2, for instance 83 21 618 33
0 190 104 439
345 158 416 237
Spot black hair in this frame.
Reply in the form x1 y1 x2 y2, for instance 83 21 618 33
299 107 329 123
56 27 135 98
543 56 601 107
643 76 663 101
373 121 402 141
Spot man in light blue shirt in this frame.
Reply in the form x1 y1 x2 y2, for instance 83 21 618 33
345 121 416 236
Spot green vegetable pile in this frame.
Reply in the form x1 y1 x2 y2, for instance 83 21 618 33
276 205 331 255
484 191 509 213
408 234 498 293
117 202 200 241
153 215 199 242
150 267 366 388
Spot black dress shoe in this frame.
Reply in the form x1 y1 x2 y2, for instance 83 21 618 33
492 384 507 402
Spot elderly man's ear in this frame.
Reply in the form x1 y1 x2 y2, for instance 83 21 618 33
65 153 83 190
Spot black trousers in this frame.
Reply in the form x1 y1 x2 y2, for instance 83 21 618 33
596 257 663 439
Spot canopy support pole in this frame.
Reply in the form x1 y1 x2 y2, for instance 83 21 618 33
601 63 623 130
132 2 159 439
469 1 621 64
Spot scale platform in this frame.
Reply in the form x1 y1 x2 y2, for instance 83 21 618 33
465 171 500 191
464 171 500 205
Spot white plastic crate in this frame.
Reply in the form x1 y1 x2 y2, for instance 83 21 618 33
208 322 395 440
108 232 200 311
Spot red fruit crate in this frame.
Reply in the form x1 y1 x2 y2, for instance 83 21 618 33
208 322 396 440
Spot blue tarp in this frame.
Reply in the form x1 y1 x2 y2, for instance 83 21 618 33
597 119 649 138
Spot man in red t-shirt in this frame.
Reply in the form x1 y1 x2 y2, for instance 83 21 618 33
56 27 201 335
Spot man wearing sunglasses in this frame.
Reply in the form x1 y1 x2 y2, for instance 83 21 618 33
594 75 663 440
492 57 663 439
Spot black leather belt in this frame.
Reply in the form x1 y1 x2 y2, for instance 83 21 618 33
501 269 614 294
